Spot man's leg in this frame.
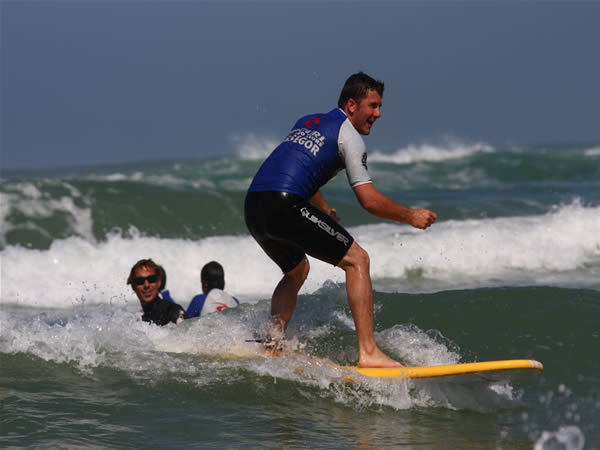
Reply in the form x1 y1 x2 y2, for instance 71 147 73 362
337 242 403 368
271 256 310 332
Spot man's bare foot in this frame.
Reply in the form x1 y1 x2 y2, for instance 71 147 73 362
263 335 285 359
263 347 284 358
358 347 404 368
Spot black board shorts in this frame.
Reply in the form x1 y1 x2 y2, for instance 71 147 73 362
244 191 354 273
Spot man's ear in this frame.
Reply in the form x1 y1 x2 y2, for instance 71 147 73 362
345 98 358 116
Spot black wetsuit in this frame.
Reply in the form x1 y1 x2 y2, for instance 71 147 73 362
245 108 368 273
141 296 188 326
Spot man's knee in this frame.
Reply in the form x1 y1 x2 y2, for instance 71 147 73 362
286 257 310 283
338 242 369 270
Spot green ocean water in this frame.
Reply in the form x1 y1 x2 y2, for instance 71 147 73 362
2 143 599 250
1 143 600 448
2 287 598 448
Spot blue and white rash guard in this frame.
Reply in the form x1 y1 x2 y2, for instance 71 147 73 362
248 108 372 199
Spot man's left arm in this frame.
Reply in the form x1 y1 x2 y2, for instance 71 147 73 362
353 183 436 229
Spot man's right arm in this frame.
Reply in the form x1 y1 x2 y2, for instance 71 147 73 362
353 183 437 229
309 190 340 222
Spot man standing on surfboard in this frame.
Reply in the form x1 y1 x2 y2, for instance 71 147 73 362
244 72 437 368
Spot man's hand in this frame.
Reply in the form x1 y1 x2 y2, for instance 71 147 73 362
409 209 437 229
310 190 341 221
329 208 341 222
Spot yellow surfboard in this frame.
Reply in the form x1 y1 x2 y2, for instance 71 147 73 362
345 359 543 379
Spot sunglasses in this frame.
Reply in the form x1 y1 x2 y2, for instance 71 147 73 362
133 275 159 286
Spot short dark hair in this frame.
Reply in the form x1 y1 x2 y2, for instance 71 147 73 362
337 72 384 109
201 261 225 291
127 258 166 290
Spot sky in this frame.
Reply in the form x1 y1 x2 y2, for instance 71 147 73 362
2 1 599 170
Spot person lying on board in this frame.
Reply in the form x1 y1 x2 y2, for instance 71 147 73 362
244 72 437 368
187 261 240 318
127 258 188 326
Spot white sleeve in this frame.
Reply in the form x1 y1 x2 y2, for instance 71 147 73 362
338 119 372 188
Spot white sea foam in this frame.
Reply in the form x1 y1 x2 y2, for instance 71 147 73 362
0 181 96 247
534 425 585 450
87 170 217 190
0 300 516 412
583 146 600 156
369 140 494 165
230 132 494 165
232 133 279 160
1 200 598 310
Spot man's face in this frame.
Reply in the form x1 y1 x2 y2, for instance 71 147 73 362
131 266 160 303
346 89 382 135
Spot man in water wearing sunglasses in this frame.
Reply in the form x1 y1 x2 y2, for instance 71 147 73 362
127 259 188 326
